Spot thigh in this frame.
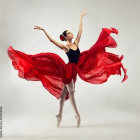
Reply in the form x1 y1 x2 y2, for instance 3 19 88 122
60 84 68 98
66 79 75 94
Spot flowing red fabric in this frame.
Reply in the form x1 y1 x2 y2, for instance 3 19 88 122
7 27 128 101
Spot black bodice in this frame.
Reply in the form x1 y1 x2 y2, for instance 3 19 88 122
66 46 80 64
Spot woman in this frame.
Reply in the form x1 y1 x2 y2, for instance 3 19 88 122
7 9 128 128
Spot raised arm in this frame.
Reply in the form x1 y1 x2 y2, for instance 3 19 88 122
34 26 66 50
74 9 87 46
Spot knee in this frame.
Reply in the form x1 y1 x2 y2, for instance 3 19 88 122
69 89 75 96
60 89 67 100
60 92 66 99
60 94 65 100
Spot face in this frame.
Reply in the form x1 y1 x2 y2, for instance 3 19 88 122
65 30 74 40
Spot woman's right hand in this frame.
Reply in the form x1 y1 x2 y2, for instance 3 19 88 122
34 26 44 31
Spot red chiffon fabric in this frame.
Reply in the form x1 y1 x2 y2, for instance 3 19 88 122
7 27 128 101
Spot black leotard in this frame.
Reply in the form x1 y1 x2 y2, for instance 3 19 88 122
66 43 80 64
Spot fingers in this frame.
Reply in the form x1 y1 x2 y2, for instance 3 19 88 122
33 26 43 30
34 26 39 28
81 8 87 16
34 26 39 29
84 8 87 15
83 8 87 13
34 26 40 29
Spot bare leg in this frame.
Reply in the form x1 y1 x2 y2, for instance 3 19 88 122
56 84 67 127
66 79 81 128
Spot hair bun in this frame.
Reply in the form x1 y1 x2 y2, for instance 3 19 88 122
60 34 65 41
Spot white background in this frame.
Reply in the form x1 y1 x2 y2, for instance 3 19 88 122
0 0 140 139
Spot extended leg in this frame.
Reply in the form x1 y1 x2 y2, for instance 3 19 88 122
56 84 67 127
66 79 81 128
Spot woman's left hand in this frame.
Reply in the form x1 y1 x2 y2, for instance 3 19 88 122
81 8 87 17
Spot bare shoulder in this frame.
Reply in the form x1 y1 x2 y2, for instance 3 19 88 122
74 40 79 47
62 45 69 53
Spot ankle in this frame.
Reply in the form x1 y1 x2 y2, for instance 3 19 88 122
76 114 80 117
57 113 62 116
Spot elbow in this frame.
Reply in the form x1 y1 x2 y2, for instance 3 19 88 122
50 39 53 42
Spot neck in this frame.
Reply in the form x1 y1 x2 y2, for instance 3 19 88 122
66 39 73 46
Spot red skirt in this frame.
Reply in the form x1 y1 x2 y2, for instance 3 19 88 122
7 27 128 101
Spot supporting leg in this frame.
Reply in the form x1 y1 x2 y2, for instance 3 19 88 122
66 79 81 128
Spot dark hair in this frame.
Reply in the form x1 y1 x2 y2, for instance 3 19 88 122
60 30 68 41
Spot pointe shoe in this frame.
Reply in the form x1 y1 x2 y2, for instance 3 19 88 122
75 114 81 128
56 114 62 128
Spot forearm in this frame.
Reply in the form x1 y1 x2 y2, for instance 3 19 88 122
42 29 53 42
79 16 83 31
